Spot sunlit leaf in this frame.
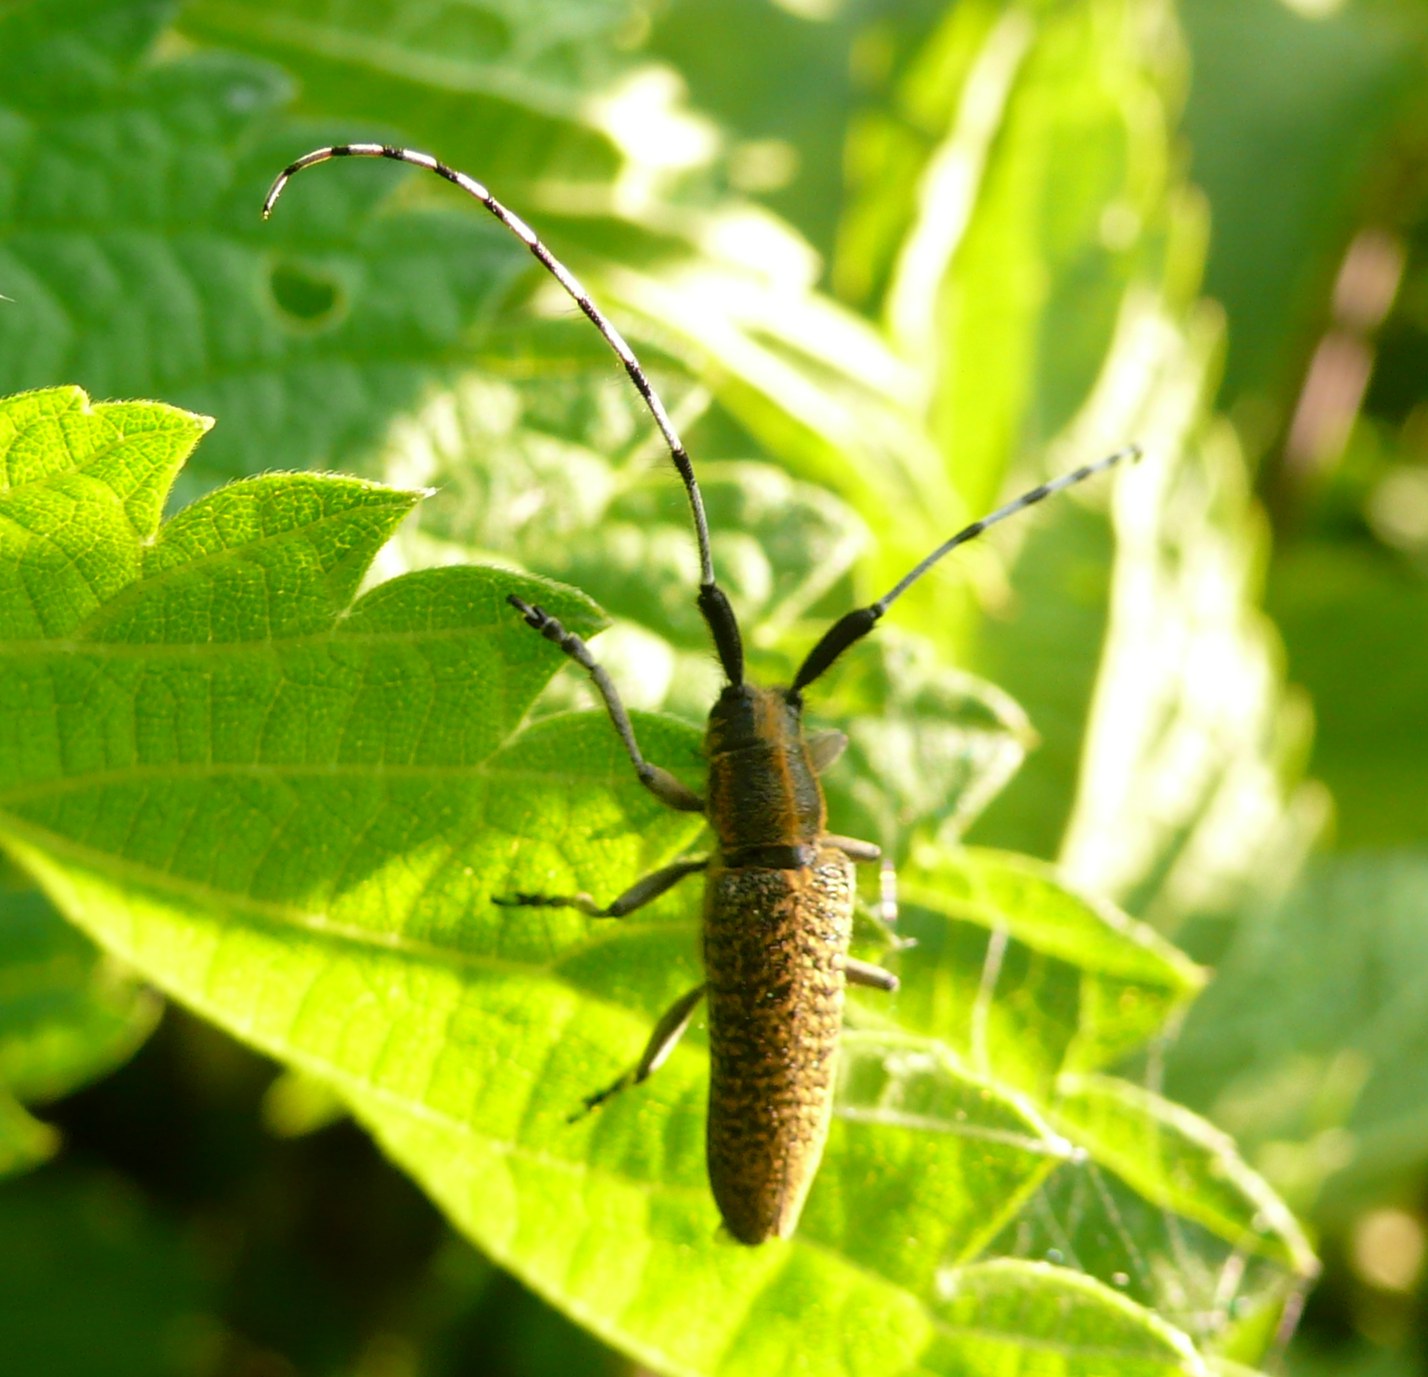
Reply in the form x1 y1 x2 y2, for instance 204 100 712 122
0 387 1305 1373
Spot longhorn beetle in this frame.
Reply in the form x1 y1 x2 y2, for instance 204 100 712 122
264 144 1140 1245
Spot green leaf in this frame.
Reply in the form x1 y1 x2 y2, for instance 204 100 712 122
0 0 525 492
852 849 1317 1352
0 387 1304 1372
885 849 1203 1098
177 0 949 550
1170 850 1428 1218
0 387 208 637
978 315 1325 943
993 1130 1312 1364
1049 1075 1315 1277
179 0 645 193
0 1093 55 1179
916 1260 1208 1376
847 0 1176 512
825 0 1319 949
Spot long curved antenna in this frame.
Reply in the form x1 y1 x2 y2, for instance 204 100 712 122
791 444 1142 696
263 143 745 685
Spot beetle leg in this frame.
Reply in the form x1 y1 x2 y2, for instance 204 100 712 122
496 857 707 918
844 956 899 992
571 983 707 1120
507 595 705 812
825 834 881 863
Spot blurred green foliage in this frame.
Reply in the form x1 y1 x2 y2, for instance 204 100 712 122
0 0 1425 1373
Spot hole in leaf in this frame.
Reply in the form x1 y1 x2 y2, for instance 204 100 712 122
268 261 344 327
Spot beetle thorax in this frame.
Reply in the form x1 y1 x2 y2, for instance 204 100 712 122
704 684 825 859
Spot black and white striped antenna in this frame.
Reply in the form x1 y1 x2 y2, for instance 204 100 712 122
262 143 747 686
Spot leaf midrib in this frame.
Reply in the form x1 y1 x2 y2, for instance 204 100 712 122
0 809 687 984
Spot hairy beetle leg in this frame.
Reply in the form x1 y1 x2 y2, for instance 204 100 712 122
495 857 707 919
570 983 707 1121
